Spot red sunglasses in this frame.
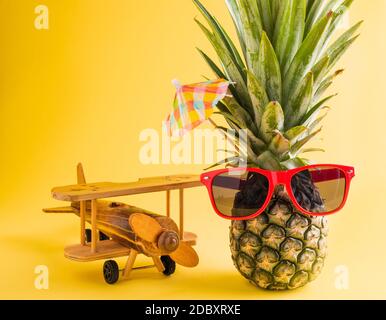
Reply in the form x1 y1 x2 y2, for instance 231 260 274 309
201 164 355 220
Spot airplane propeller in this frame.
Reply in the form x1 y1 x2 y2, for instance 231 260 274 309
129 213 164 243
129 213 199 268
169 241 199 268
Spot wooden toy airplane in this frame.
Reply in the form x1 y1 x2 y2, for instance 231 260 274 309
43 164 202 284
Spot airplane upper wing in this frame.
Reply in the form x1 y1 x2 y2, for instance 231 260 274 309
51 174 202 201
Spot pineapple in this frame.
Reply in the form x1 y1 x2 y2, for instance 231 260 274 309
194 0 361 290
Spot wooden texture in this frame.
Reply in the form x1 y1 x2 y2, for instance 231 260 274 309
71 200 180 257
169 242 199 268
182 231 197 246
51 174 201 201
122 250 138 279
42 206 76 213
64 241 131 262
47 164 201 275
166 190 170 218
128 213 163 243
77 163 86 184
179 188 184 238
91 199 98 253
152 256 165 273
80 201 86 245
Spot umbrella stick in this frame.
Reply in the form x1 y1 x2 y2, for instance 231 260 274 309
208 118 219 128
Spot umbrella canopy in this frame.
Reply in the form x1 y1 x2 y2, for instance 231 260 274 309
164 79 230 137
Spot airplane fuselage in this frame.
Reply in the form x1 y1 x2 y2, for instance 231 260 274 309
71 200 180 256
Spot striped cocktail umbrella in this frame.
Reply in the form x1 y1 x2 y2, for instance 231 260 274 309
164 79 230 137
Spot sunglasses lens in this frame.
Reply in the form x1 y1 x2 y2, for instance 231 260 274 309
212 171 269 218
291 166 346 214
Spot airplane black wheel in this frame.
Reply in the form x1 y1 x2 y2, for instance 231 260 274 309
85 229 109 242
99 232 110 241
161 256 176 276
85 229 92 243
103 260 119 284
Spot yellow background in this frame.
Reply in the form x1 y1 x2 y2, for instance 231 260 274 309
0 0 385 299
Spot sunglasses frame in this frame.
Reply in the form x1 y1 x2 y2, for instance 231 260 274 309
200 164 355 220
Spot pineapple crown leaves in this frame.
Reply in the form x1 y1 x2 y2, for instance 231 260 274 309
194 0 361 170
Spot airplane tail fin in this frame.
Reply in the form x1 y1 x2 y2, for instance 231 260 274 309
42 163 86 214
77 163 86 184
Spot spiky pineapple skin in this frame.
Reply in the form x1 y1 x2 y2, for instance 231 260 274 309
229 187 328 290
